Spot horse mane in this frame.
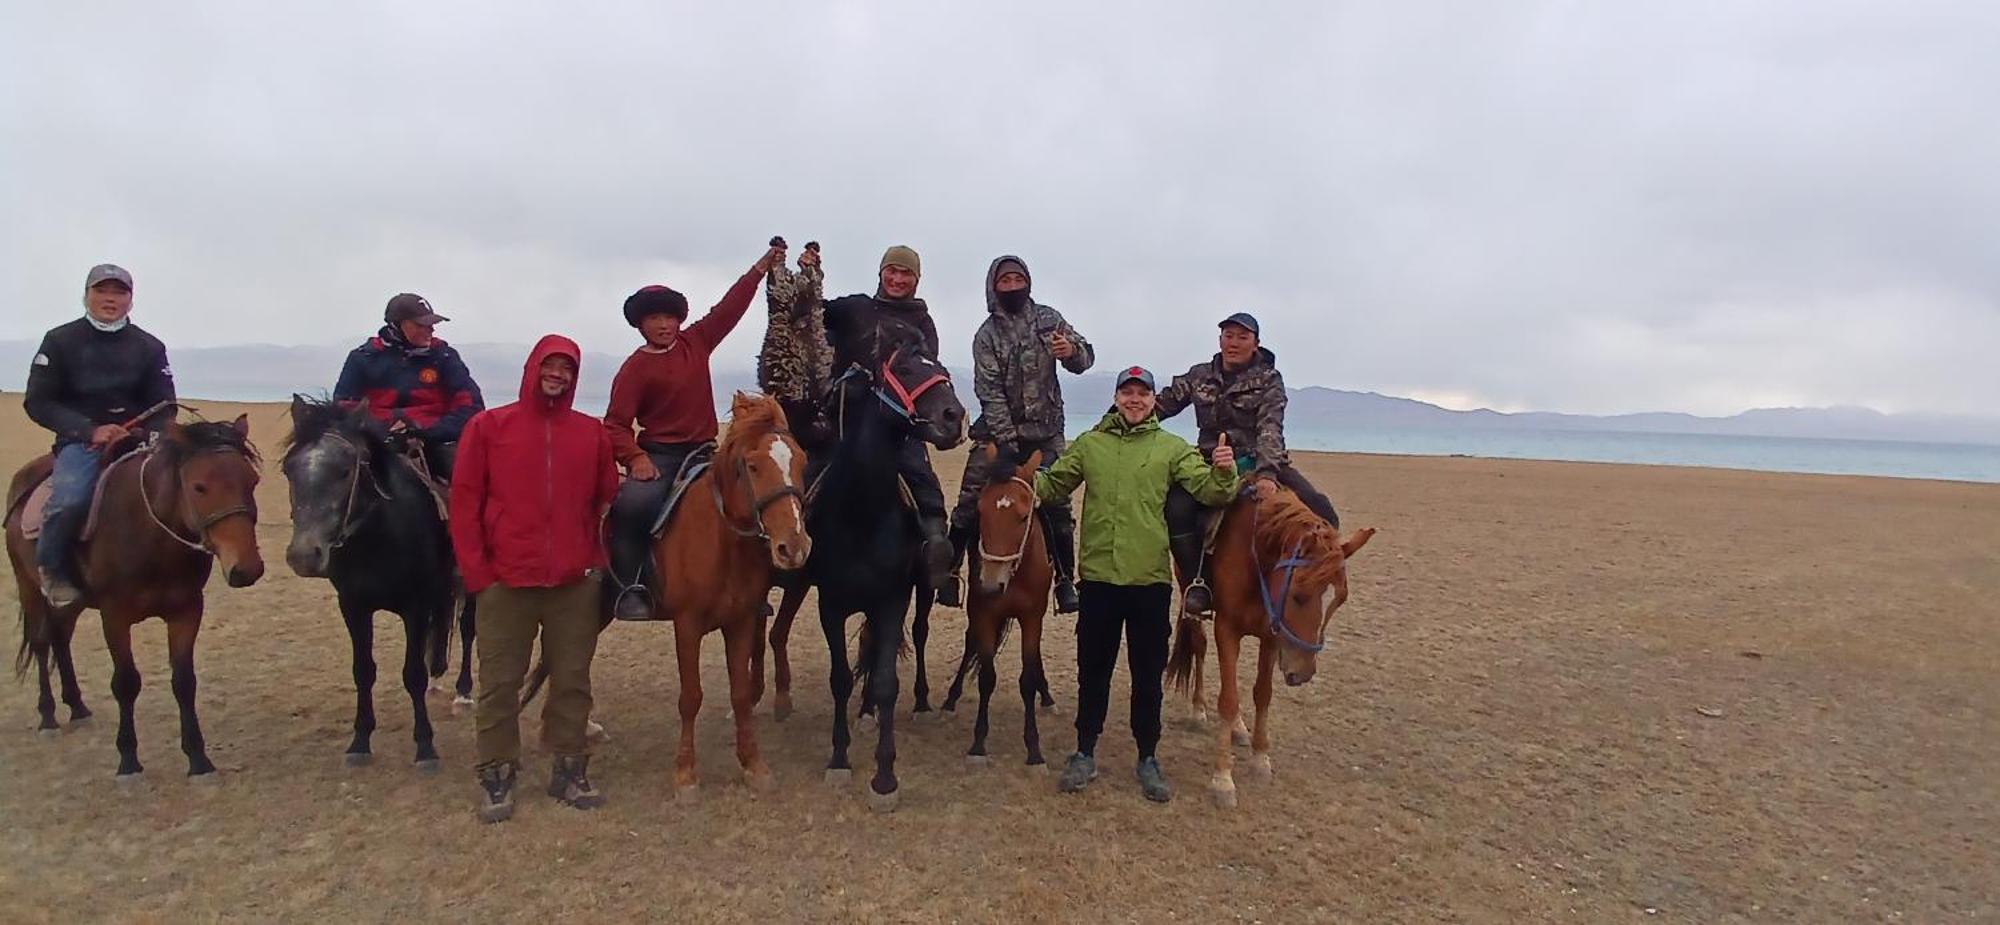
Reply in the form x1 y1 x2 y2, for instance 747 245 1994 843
283 394 376 459
720 393 789 457
179 419 261 464
1252 486 1344 589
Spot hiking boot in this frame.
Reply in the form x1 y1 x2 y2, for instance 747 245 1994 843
922 537 954 592
476 763 517 823
1058 752 1098 793
935 571 963 608
1180 580 1214 617
611 586 656 622
1137 756 1174 803
38 568 81 610
1053 578 1079 615
547 755 606 810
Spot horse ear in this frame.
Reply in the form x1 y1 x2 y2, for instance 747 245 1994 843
1340 527 1376 559
232 413 251 438
1023 449 1044 472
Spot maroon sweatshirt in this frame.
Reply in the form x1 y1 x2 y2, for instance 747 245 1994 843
605 268 762 464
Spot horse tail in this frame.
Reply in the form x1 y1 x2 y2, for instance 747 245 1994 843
850 624 875 695
521 655 551 708
12 602 29 680
1167 614 1207 693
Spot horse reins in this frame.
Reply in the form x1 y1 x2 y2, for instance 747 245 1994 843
139 445 256 556
1249 504 1332 654
712 432 806 542
873 347 951 425
975 476 1039 584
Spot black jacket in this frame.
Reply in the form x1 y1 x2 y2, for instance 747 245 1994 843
823 293 941 374
24 318 177 450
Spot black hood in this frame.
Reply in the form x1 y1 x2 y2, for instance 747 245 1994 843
984 255 1033 314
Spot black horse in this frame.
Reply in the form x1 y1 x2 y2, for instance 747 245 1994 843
282 396 468 771
772 320 965 812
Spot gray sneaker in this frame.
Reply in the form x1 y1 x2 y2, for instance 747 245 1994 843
477 762 517 823
1137 757 1173 803
1058 752 1098 793
38 568 81 610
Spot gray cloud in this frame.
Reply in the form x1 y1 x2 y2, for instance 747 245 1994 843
4 1 1995 415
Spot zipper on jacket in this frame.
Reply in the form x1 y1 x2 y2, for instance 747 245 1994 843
544 414 556 585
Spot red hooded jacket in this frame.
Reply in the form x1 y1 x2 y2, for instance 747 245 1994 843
449 335 620 593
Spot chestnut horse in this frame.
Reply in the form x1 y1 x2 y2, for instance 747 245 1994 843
660 393 811 794
1166 482 1373 807
937 446 1055 767
7 416 266 780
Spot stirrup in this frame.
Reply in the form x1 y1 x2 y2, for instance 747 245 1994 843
1181 579 1214 617
611 584 660 621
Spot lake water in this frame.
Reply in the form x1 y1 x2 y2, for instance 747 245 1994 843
1061 413 2000 485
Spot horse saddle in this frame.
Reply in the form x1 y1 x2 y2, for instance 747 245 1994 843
14 447 146 542
646 444 716 537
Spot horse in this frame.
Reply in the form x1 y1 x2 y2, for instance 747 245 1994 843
1165 481 1375 808
937 446 1052 768
767 319 966 812
656 393 810 795
281 395 464 772
6 415 265 781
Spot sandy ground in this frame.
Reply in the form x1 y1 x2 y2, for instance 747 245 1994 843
0 393 1995 923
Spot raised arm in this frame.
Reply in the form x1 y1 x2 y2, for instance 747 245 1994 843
1171 437 1240 506
686 248 781 352
1153 368 1196 421
1048 308 1095 374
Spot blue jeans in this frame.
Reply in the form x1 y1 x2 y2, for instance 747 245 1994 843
36 443 104 577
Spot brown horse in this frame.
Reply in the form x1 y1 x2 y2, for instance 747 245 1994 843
661 393 810 795
7 416 266 780
939 447 1052 767
1166 482 1373 808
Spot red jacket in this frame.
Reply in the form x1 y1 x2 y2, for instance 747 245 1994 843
605 268 761 463
450 335 620 593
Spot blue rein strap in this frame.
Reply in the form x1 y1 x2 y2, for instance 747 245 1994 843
1250 505 1326 654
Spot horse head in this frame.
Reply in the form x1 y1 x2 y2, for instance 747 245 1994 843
281 395 389 578
161 414 265 588
872 320 966 450
721 392 812 571
1246 482 1374 686
976 446 1043 594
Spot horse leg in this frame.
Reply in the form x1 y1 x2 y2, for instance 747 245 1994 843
30 630 58 734
911 593 933 715
1210 627 1243 808
970 649 998 765
101 612 144 778
1248 639 1278 783
966 615 999 762
453 591 477 708
51 611 91 724
749 607 768 709
402 613 439 770
724 618 772 791
769 584 804 721
865 602 903 810
672 616 705 794
341 600 377 764
164 612 217 778
1020 613 1048 767
820 611 854 780
941 628 976 713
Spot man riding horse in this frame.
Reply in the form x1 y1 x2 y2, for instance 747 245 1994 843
1158 312 1342 616
938 255 1093 614
22 263 177 608
603 242 785 621
333 292 484 484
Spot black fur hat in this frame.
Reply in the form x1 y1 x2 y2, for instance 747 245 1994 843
623 285 689 327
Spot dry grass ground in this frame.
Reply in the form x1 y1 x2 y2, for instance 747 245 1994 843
1 394 1995 923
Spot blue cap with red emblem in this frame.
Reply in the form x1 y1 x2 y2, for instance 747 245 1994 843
1115 365 1156 392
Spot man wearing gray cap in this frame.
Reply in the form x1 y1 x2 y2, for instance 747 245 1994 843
22 264 177 607
333 293 484 483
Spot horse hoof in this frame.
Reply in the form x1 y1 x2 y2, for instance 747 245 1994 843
675 783 701 803
1231 729 1252 748
414 759 442 776
866 786 901 814
344 752 373 768
824 768 852 788
68 713 93 728
745 771 776 794
1248 754 1274 782
451 696 473 715
1040 702 1061 716
1210 784 1238 809
586 720 609 744
114 771 147 788
37 727 60 740
965 754 992 768
1025 760 1048 775
188 771 222 787
772 704 793 722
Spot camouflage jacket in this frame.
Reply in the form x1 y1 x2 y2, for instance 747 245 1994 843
1153 347 1288 474
970 255 1094 446
758 252 831 404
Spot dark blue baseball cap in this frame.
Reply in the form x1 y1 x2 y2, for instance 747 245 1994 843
1115 365 1156 392
1219 312 1260 337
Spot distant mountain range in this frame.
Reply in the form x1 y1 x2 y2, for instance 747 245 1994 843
5 339 1997 447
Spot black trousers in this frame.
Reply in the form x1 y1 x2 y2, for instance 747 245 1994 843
1166 463 1339 539
607 442 704 594
1074 581 1173 760
895 437 948 538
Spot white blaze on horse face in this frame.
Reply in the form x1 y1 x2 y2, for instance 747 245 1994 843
995 495 1014 510
766 435 796 487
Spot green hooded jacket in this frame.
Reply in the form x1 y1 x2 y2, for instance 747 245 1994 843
1035 411 1241 586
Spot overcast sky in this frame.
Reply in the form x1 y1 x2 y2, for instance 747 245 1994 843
4 2 1996 416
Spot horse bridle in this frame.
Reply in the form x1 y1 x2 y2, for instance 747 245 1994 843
975 476 1039 585
872 347 952 425
314 433 393 549
1249 504 1332 654
712 432 806 542
140 443 258 556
